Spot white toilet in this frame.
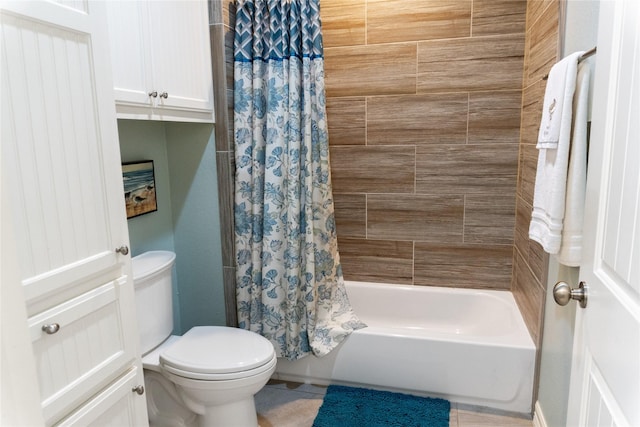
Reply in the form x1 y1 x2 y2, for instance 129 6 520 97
132 251 276 427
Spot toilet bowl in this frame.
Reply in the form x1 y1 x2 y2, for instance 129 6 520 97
132 251 276 427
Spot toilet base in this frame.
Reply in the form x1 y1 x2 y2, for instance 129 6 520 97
198 397 258 427
144 370 198 427
156 355 276 427
144 369 264 427
170 368 275 427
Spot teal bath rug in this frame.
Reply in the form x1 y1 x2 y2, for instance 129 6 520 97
313 385 450 427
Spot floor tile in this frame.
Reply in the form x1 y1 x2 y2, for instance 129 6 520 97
254 381 533 427
255 381 326 427
263 380 327 396
457 407 533 427
449 403 459 427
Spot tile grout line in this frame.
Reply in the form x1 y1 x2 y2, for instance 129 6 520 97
462 194 466 244
470 0 474 38
365 88 368 240
415 40 419 94
412 144 416 285
364 0 367 46
450 402 458 427
466 92 470 144
264 384 327 399
414 144 417 194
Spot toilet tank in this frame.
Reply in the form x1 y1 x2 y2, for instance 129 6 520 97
131 251 176 355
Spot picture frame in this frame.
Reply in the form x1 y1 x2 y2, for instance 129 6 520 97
122 160 158 219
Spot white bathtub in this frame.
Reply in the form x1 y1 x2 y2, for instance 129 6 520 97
274 281 536 414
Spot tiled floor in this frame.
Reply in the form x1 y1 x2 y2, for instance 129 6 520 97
255 380 534 427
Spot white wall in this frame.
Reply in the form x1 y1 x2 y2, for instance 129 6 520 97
536 1 599 426
538 263 579 426
562 0 600 117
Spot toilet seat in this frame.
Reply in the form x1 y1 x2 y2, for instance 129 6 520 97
163 355 277 381
159 326 276 381
142 335 181 373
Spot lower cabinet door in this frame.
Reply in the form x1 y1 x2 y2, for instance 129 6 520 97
56 367 148 426
28 277 137 424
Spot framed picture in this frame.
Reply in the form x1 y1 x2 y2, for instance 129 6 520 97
122 160 158 219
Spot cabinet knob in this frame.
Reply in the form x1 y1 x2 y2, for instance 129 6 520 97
159 92 168 99
132 385 145 395
148 91 158 98
42 323 60 334
115 245 129 255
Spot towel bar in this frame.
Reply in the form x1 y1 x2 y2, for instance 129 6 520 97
542 47 597 80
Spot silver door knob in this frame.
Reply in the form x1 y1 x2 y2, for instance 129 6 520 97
148 91 158 98
553 281 588 308
159 91 168 99
132 385 145 395
115 245 129 255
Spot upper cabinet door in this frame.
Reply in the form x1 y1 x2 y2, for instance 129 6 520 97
105 0 215 122
105 0 154 109
1 0 131 314
149 0 215 114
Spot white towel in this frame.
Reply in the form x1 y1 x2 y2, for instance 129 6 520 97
536 51 584 149
557 63 590 266
529 52 585 254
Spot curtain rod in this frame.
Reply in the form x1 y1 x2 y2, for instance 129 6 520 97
542 46 597 80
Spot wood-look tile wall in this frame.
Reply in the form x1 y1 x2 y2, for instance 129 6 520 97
211 1 553 334
511 0 558 348
323 0 526 289
210 0 237 326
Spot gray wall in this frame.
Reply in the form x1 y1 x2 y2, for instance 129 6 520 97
166 122 226 331
536 1 599 425
119 120 177 256
118 119 226 334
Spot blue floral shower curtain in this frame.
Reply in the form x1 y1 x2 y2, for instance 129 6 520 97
233 0 365 360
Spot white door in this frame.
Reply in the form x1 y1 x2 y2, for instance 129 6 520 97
1 0 130 315
1 0 147 424
566 0 640 426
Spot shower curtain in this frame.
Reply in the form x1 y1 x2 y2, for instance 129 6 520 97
233 0 365 360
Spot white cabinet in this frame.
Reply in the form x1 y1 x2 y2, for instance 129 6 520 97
28 280 138 423
1 1 148 425
106 0 215 122
57 368 149 426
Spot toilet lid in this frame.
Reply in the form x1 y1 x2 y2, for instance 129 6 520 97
159 326 276 376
